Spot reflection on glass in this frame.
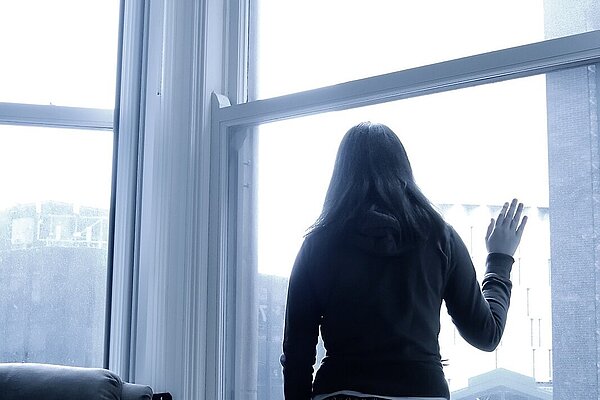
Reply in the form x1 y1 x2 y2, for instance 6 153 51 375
0 0 120 108
0 125 113 367
254 74 554 398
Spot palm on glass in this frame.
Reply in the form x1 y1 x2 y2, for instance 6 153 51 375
485 199 528 257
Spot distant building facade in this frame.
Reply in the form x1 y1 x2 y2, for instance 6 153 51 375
0 201 109 367
257 274 288 400
451 368 552 400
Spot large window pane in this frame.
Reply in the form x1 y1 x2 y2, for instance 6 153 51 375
0 0 120 108
253 0 596 99
0 125 113 367
239 66 598 399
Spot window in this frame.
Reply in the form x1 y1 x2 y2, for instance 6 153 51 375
208 1 600 399
0 1 120 368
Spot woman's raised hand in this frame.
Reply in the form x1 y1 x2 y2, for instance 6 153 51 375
485 199 528 257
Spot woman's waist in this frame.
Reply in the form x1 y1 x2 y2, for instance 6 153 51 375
320 355 443 370
313 358 449 399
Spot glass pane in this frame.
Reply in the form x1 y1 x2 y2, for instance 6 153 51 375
0 0 120 108
0 125 113 367
245 67 595 399
253 0 598 99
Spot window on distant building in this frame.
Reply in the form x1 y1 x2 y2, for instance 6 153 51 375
0 0 120 368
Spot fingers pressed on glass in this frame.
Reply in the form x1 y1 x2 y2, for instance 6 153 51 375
498 202 509 222
517 215 528 237
486 218 494 240
511 203 524 228
505 199 518 223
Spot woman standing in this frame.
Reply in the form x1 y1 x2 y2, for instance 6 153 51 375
280 122 527 400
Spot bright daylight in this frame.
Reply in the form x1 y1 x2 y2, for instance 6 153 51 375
0 1 599 400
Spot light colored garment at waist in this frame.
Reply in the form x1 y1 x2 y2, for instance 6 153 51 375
313 390 446 400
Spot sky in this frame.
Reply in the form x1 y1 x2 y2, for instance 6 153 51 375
254 0 546 100
0 0 120 108
0 0 119 211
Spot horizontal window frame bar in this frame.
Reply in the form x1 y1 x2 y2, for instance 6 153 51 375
0 103 113 130
213 30 600 128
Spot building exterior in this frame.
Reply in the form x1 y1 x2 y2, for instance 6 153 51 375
0 201 109 367
257 274 287 400
451 368 552 400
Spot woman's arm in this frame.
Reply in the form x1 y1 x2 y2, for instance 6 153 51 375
281 239 321 400
444 199 527 351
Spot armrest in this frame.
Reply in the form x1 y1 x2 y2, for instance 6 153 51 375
0 363 121 400
122 382 153 400
0 363 154 400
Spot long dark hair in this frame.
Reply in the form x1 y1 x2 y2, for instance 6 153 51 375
308 122 444 241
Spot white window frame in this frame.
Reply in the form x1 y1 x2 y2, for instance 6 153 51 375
208 29 600 399
0 103 113 130
108 0 251 397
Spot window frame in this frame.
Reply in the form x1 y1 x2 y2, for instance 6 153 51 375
208 29 600 399
0 103 113 130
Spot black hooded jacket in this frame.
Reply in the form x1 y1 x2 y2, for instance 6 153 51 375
280 208 514 400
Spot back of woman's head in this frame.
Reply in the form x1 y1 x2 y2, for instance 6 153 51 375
309 122 444 241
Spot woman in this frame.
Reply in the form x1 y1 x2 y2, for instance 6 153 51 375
280 122 527 400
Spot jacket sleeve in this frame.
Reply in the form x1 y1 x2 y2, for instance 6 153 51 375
443 227 514 352
280 239 321 400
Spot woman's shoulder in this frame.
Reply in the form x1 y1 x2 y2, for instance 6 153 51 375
303 225 342 249
425 222 472 265
421 220 454 245
300 225 359 266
